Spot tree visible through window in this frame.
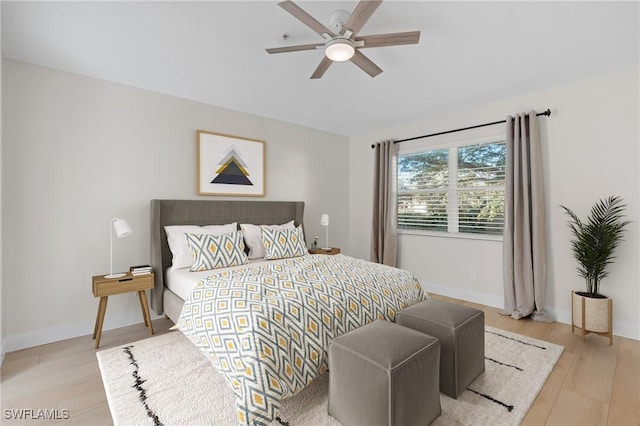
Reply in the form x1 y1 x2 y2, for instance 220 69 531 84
398 141 506 236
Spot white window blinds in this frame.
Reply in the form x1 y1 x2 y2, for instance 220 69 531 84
398 141 505 236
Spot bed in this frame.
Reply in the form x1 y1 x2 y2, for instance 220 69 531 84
150 199 306 321
149 199 426 425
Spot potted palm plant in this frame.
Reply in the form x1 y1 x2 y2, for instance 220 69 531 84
562 195 629 345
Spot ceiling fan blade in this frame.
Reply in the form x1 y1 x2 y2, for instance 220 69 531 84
350 50 383 78
341 0 383 36
278 1 335 38
266 43 323 54
356 31 421 49
310 56 333 79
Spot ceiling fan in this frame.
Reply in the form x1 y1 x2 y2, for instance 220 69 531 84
265 0 420 79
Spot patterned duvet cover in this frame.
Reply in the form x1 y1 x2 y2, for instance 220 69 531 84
177 254 426 425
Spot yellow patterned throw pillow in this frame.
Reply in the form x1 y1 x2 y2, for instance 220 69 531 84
185 231 248 272
261 226 307 260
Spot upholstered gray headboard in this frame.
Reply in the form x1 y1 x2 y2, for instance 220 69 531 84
149 199 305 315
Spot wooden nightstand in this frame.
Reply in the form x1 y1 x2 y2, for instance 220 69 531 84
92 272 154 349
309 247 341 255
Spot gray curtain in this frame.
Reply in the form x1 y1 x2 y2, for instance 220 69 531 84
371 140 398 267
501 112 553 322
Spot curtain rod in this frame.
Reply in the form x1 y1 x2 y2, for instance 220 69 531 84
370 109 551 149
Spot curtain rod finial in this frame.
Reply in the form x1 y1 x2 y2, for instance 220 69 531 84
371 144 375 149
543 108 551 116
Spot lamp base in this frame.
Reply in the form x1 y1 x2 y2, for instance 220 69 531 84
105 273 127 279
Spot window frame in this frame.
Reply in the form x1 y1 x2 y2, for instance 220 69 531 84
397 134 505 242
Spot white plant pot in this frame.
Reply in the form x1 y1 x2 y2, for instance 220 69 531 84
571 290 612 345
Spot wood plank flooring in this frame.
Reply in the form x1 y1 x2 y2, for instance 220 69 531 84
1 294 638 425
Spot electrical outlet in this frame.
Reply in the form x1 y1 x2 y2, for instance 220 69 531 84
469 269 478 280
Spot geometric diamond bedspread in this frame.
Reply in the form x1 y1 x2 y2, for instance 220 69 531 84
177 254 426 426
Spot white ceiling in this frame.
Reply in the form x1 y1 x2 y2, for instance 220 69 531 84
2 1 638 136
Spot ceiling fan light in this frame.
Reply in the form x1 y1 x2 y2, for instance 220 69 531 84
325 38 355 62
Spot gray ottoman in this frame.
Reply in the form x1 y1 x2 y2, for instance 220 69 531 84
397 299 485 398
328 320 441 426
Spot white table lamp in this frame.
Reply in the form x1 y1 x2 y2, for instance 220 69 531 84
320 214 330 249
106 218 133 279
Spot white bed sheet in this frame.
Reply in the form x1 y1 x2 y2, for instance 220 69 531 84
166 259 269 301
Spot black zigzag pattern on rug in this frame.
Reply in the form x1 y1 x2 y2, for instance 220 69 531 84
486 329 548 350
467 388 515 412
123 345 164 426
471 329 548 413
486 356 524 372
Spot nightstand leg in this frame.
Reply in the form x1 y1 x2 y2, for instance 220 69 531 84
93 296 108 349
93 300 101 339
138 292 149 328
138 290 154 335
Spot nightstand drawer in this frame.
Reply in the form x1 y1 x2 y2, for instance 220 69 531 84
92 274 154 297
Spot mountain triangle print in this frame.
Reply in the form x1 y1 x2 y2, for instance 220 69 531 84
211 146 253 186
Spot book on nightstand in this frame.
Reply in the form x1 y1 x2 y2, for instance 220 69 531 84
130 264 152 275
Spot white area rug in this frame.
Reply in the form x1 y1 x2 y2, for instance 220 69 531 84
97 326 563 426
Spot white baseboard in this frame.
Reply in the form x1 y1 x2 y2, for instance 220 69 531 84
422 280 639 341
422 281 504 310
3 313 164 354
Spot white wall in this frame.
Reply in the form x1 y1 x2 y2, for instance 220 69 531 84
1 59 350 352
349 67 640 340
0 3 4 363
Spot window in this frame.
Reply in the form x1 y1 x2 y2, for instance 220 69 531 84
397 140 506 236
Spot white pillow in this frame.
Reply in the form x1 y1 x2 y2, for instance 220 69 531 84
241 220 295 259
164 223 237 269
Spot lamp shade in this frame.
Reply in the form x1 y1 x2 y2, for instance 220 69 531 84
320 214 330 249
325 38 355 62
106 218 133 279
112 218 133 238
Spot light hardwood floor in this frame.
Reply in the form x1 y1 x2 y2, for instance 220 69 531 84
1 294 638 425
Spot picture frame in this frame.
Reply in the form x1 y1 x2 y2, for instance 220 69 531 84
196 130 265 196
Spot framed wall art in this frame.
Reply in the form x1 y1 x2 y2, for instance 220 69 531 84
197 130 265 196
